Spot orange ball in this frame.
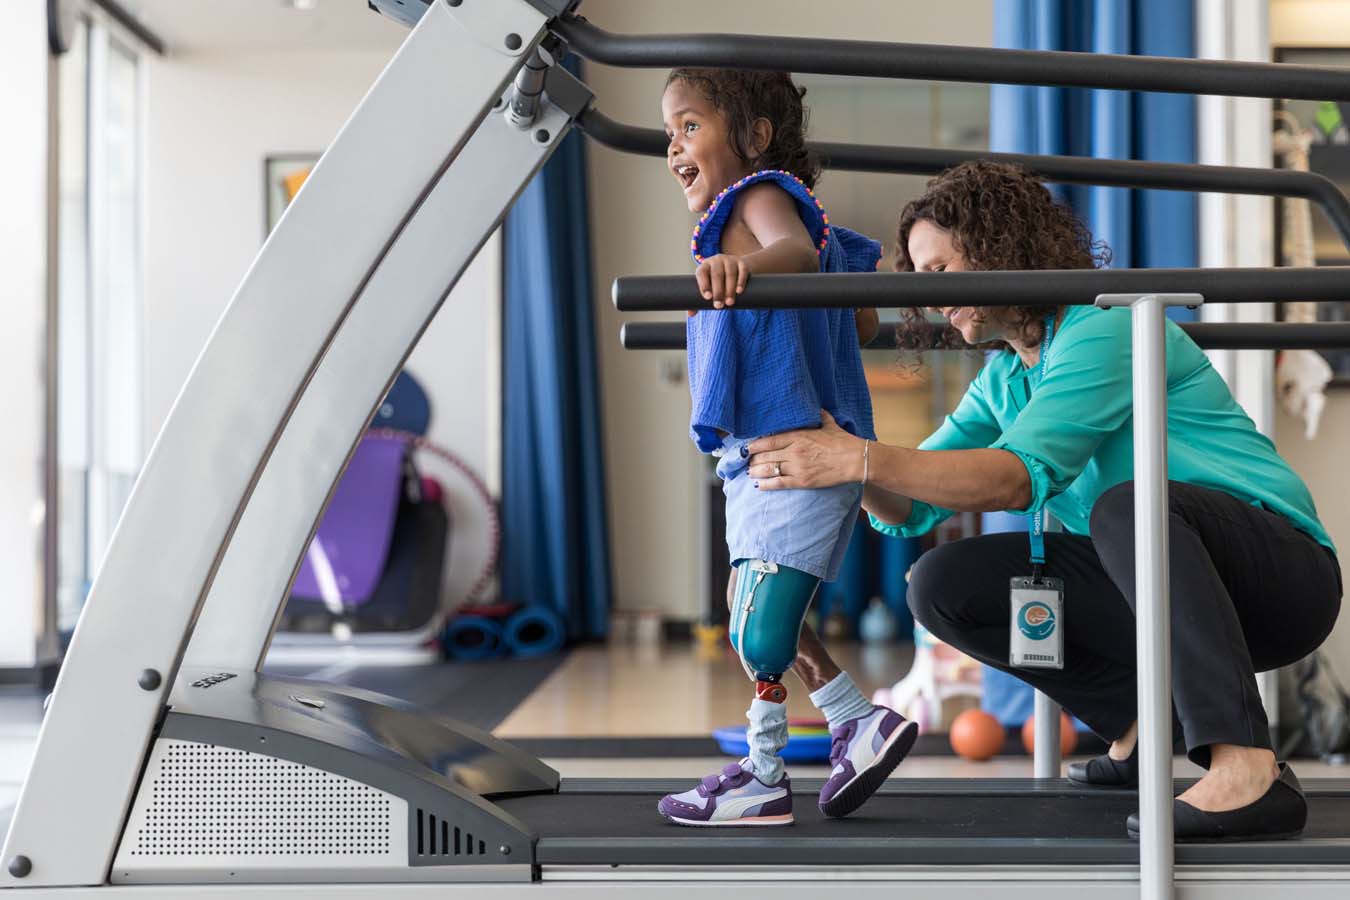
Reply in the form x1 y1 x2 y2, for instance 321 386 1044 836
1020 711 1078 756
949 709 1005 761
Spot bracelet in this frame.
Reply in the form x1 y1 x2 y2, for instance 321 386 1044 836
861 439 871 486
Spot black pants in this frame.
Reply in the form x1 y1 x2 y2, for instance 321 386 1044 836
907 481 1342 765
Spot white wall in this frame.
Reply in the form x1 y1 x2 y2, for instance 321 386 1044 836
1269 0 1350 687
1276 401 1350 686
581 0 995 620
143 45 501 609
0 0 49 668
1272 0 1350 44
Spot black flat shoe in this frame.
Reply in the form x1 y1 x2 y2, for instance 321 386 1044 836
1066 743 1138 788
1126 763 1307 843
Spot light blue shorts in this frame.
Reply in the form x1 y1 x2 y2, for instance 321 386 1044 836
714 435 864 582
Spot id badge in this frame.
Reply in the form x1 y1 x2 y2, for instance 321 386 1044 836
1009 576 1064 669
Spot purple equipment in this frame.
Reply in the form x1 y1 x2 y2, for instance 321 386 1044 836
292 434 409 608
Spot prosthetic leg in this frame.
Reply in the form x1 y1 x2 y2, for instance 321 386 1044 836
728 559 820 787
655 559 817 826
728 559 820 695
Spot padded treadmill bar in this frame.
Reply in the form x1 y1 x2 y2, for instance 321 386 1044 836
577 108 1350 250
556 16 1350 100
499 779 1350 868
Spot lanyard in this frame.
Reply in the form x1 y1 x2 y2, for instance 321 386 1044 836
1029 315 1054 580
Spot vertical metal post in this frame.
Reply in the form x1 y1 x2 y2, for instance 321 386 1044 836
1033 690 1062 778
1095 292 1201 900
1131 294 1174 900
1033 512 1063 778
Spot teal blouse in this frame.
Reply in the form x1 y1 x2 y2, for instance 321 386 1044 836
869 304 1335 552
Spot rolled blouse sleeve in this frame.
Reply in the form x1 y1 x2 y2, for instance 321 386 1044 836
868 366 1003 538
990 311 1133 514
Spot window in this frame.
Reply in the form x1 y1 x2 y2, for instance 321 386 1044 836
57 16 145 632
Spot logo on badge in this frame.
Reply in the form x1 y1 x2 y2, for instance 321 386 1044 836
1017 602 1056 640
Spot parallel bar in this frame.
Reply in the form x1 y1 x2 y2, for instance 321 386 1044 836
555 16 1350 100
619 320 1350 351
613 268 1350 311
576 109 1350 249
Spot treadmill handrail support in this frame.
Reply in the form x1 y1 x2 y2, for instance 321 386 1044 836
1 0 554 887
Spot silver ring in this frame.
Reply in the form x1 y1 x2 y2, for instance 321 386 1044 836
774 463 782 477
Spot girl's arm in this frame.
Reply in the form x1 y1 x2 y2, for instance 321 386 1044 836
855 308 880 346
696 183 818 305
737 182 820 274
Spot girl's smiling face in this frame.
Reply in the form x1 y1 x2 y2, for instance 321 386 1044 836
662 79 752 213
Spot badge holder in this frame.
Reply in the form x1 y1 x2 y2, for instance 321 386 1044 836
1010 571 1064 670
1009 319 1065 671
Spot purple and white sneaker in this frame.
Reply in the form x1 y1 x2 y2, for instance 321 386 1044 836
657 760 793 826
818 706 918 818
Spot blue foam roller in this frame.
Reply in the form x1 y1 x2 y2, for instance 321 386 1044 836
503 606 565 658
712 726 833 763
443 615 504 660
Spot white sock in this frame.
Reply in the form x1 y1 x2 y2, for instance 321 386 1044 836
809 671 875 731
744 698 788 785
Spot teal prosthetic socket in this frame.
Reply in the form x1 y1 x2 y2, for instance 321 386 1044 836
728 559 821 681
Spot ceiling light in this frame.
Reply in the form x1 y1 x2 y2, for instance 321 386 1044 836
284 0 317 10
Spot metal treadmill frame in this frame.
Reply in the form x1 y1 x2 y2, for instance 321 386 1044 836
6 1 1350 897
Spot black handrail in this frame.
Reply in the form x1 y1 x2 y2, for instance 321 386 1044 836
555 16 1350 101
620 321 1350 352
614 268 1350 311
576 108 1350 250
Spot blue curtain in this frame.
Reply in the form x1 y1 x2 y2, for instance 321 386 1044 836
991 0 1197 278
980 0 1196 724
501 59 611 641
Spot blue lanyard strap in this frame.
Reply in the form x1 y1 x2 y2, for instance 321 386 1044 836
1029 315 1054 577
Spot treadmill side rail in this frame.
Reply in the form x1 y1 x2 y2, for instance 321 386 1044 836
185 76 585 675
1 0 550 887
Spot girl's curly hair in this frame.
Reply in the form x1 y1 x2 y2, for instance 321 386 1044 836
893 160 1112 353
666 68 820 189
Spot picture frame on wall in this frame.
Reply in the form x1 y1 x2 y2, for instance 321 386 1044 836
1273 47 1350 385
263 154 320 238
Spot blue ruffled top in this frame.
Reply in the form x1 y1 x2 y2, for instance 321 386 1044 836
686 169 878 452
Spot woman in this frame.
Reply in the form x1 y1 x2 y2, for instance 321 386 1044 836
749 161 1342 841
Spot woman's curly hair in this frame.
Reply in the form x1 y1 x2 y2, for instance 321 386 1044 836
893 160 1111 352
666 68 820 189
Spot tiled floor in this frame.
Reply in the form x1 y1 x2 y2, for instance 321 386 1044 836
5 641 1349 806
495 639 916 737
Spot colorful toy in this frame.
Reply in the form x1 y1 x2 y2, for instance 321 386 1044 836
949 709 1005 761
1020 710 1079 756
714 718 834 763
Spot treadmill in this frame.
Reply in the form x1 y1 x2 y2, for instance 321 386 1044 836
5 1 1350 896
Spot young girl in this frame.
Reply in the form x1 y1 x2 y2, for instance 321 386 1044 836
656 69 917 827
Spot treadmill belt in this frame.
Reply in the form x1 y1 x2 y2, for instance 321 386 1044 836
495 778 1350 867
